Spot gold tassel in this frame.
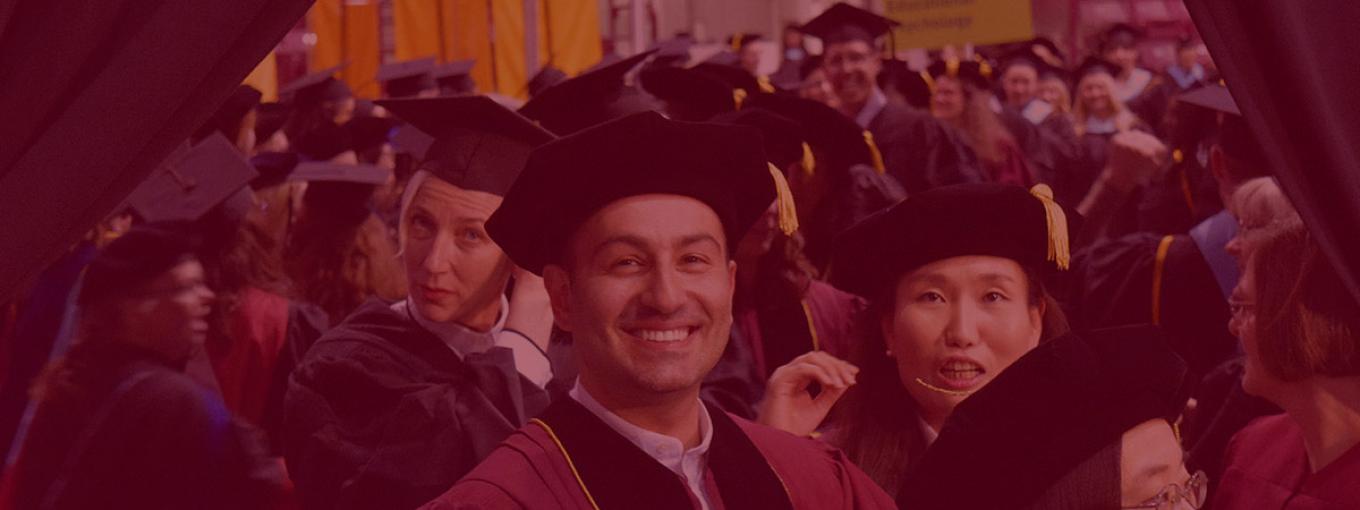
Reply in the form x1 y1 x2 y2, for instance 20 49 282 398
730 34 743 52
1172 148 1184 164
976 56 993 79
733 88 747 109
801 142 816 178
1029 184 1070 270
920 70 936 93
862 131 887 175
768 163 800 236
757 75 775 94
946 58 960 78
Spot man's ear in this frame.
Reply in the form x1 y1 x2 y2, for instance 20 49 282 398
542 264 574 332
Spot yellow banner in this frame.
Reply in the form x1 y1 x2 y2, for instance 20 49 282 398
883 0 1034 49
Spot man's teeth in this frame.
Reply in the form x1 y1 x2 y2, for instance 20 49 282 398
635 328 690 342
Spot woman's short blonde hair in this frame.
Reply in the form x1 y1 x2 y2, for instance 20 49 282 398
1253 224 1360 380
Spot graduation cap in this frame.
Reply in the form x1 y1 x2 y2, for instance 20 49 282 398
1000 38 1067 75
692 62 775 95
519 49 661 135
1074 56 1121 83
728 32 764 52
898 325 1191 509
638 65 738 121
1176 84 1240 116
377 95 554 196
279 65 352 107
1174 84 1265 169
649 37 695 67
701 51 743 68
377 57 438 98
125 134 260 223
743 93 885 175
486 111 793 275
710 109 806 171
1099 22 1144 51
1071 233 1237 377
389 124 435 160
253 102 292 148
77 222 203 306
249 151 301 190
527 65 568 98
799 2 901 48
193 85 262 143
829 183 1074 299
878 59 932 110
289 161 390 185
344 116 398 155
294 121 354 161
924 58 994 91
434 59 477 95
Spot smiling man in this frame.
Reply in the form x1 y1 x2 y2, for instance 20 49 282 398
799 2 982 194
420 112 894 509
282 96 558 510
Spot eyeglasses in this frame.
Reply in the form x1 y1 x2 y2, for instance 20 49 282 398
1122 470 1208 510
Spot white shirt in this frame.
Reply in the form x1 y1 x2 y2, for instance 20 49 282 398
570 381 715 510
1113 67 1153 103
392 297 553 388
854 88 889 128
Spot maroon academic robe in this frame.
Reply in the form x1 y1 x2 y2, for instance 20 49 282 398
421 399 896 510
1213 414 1360 509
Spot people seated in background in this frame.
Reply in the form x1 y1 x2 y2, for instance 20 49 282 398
759 183 1074 498
926 59 1036 187
2 224 284 510
1213 224 1360 508
898 325 1201 509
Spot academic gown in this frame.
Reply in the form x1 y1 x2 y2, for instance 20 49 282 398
283 298 551 510
803 163 907 272
1 342 282 510
1214 414 1360 509
421 398 896 510
866 102 984 194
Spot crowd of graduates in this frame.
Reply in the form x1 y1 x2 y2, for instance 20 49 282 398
0 2 1357 509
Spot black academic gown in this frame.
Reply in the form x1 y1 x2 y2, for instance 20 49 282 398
804 163 908 272
4 342 281 510
283 298 551 510
866 102 984 194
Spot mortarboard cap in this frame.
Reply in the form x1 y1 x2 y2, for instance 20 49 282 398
344 116 398 155
280 65 352 107
727 32 765 51
878 59 932 110
377 57 438 98
710 109 805 171
527 65 568 98
289 162 390 185
1000 38 1066 75
249 151 301 190
390 124 435 160
377 95 555 195
193 85 262 143
435 59 478 96
1071 233 1237 377
295 121 354 161
799 2 901 46
253 102 292 147
829 183 1076 298
486 111 782 275
898 325 1191 509
125 134 260 223
639 65 739 121
701 51 743 68
692 62 773 95
519 49 661 135
1175 85 1264 168
744 93 883 174
77 222 203 306
924 58 994 91
649 37 695 67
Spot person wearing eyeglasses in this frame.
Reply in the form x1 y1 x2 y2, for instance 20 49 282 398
897 325 1205 510
1212 223 1360 509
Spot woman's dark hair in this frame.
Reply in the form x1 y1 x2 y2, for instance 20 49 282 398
285 183 406 322
196 206 292 358
1026 441 1122 509
835 265 1069 495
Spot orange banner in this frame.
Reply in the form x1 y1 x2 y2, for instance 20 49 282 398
309 0 382 98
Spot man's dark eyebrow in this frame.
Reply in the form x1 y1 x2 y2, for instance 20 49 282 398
677 233 723 251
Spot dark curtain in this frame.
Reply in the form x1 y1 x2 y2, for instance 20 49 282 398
1185 0 1360 304
0 0 314 302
